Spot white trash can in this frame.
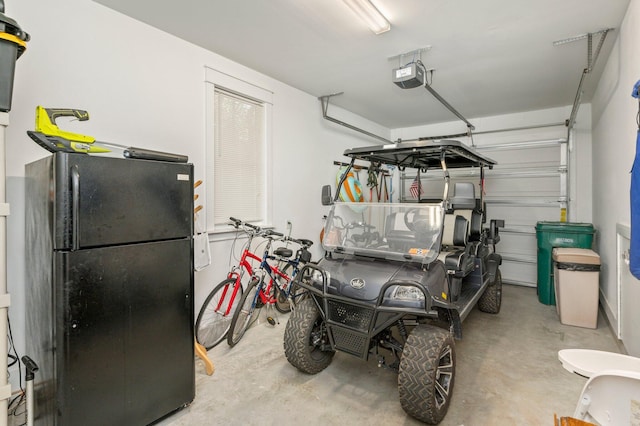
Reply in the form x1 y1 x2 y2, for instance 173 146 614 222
552 248 601 329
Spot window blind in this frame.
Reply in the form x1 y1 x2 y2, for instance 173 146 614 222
213 88 265 226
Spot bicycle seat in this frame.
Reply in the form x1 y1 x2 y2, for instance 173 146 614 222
298 239 313 247
274 247 293 258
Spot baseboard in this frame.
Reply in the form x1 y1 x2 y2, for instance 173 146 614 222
599 288 626 354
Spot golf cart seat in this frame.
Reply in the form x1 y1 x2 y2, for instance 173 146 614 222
450 182 476 208
450 182 483 241
437 214 475 277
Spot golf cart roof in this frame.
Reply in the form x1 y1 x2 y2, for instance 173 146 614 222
343 139 496 170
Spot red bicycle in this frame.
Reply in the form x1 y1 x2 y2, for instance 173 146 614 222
195 218 312 349
195 218 264 349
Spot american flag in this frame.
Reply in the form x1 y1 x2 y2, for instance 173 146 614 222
409 175 423 198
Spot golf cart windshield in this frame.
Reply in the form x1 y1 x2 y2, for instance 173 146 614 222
322 202 444 263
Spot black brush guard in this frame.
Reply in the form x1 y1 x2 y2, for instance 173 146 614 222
295 264 438 359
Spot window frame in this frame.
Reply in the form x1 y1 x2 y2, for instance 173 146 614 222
204 67 274 234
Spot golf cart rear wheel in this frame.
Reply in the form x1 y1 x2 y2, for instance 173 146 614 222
283 297 334 374
398 325 456 425
478 269 502 314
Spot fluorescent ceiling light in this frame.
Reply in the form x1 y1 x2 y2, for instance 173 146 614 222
343 0 390 35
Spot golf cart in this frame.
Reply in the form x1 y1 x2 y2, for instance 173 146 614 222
283 139 504 424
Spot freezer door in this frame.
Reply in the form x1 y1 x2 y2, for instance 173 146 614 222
55 238 194 426
53 153 193 250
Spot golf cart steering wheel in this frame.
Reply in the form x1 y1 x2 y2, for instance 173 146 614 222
403 208 421 231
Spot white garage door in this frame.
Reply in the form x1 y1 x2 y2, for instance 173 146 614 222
400 125 569 287
478 138 567 286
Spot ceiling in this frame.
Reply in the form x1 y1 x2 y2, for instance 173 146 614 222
93 0 630 129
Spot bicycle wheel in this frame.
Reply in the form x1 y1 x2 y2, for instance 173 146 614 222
275 263 294 314
227 278 262 347
195 278 244 349
275 263 310 313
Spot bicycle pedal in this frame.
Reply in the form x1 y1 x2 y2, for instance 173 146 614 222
266 316 276 326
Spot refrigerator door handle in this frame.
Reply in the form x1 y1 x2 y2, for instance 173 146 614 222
71 164 80 250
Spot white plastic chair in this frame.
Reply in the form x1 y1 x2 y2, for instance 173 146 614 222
558 349 640 424
572 369 640 423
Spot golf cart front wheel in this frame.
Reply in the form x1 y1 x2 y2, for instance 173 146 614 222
398 325 456 424
283 297 334 374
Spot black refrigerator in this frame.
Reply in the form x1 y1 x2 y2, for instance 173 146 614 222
25 152 195 426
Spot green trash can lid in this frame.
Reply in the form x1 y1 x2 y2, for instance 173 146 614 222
535 221 595 232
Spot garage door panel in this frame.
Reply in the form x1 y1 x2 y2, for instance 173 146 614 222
499 259 537 287
497 232 537 259
486 205 560 227
484 146 560 166
486 175 561 198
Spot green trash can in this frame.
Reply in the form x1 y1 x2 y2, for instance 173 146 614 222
535 221 595 305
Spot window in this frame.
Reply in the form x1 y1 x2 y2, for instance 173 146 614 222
205 67 273 232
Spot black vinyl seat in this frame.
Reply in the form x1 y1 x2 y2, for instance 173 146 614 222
450 182 484 255
437 214 475 277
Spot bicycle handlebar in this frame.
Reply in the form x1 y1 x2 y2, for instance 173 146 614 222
264 230 284 238
284 236 314 248
229 216 261 232
229 217 313 247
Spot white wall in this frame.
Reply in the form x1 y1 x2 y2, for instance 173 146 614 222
5 0 387 391
591 0 640 333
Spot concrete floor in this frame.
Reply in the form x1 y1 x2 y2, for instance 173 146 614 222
157 284 621 426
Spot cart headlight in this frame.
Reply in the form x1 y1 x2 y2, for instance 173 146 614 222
382 285 426 309
391 285 425 301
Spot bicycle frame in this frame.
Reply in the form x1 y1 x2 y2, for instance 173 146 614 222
215 229 262 316
248 241 304 309
228 242 261 282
